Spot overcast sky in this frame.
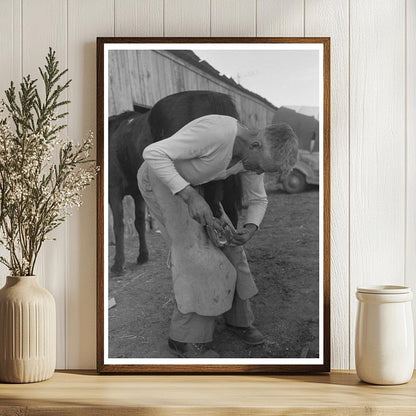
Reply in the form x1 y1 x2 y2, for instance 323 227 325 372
193 49 319 108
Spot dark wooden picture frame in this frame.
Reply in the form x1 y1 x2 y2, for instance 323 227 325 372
97 37 330 374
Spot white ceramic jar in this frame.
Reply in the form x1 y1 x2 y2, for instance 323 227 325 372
355 285 414 385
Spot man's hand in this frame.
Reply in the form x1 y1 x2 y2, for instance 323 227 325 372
230 223 258 246
177 185 220 229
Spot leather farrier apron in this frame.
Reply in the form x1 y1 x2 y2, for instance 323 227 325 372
137 161 258 316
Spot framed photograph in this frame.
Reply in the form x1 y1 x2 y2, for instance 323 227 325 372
97 37 330 373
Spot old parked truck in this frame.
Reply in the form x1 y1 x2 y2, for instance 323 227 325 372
273 107 319 193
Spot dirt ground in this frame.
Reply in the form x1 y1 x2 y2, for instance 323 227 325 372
108 184 320 359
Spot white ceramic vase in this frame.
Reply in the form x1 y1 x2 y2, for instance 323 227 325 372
355 285 414 385
0 276 56 383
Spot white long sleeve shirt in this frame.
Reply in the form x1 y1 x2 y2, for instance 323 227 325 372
142 114 268 227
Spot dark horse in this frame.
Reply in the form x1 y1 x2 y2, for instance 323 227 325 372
109 90 241 274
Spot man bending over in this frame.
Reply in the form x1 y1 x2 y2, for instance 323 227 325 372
137 114 298 358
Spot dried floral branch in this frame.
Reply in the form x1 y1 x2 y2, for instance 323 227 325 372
0 48 97 276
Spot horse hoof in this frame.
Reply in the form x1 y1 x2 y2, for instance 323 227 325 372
111 264 124 275
137 253 149 264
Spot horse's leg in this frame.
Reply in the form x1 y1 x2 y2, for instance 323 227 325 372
132 190 149 264
202 181 223 219
222 177 241 228
109 191 125 274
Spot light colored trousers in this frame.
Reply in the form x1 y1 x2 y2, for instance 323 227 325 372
170 291 254 343
137 162 256 343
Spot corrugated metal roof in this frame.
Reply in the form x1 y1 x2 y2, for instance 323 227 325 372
168 50 278 111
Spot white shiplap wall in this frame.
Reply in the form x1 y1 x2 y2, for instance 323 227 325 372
0 0 414 370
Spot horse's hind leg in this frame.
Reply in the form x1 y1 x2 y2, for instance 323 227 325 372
202 181 223 219
109 191 125 274
222 177 240 228
133 191 149 264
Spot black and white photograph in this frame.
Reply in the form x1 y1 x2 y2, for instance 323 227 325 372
97 39 330 372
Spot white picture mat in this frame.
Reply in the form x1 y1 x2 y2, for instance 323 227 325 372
103 42 325 366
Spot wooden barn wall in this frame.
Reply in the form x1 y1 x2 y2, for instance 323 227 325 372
0 0 414 370
108 50 276 128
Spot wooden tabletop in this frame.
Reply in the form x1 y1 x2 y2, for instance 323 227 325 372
0 370 415 415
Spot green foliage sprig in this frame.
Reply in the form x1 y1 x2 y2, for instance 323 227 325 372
0 48 97 276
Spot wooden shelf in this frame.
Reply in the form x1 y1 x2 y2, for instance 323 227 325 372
0 370 415 415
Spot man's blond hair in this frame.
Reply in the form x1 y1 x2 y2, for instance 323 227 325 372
262 123 298 176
